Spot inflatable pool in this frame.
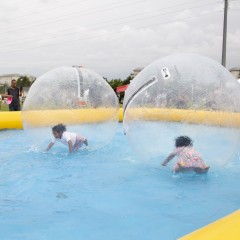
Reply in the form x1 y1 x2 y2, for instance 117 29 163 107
179 210 240 240
1 108 240 129
0 122 240 239
0 109 123 129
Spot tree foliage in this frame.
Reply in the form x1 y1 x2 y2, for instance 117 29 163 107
107 75 132 91
107 79 123 90
0 83 8 94
122 75 132 85
17 75 31 87
105 73 133 104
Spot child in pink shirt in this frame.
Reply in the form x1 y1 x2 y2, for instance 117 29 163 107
162 136 209 174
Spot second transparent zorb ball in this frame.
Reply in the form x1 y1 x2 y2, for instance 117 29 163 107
123 54 240 167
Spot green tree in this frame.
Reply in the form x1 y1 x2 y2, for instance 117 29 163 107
107 79 123 90
122 75 132 85
17 75 31 87
0 83 8 94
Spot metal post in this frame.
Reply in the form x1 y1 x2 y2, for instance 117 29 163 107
221 0 228 67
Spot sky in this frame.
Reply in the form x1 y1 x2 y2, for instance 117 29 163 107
0 0 239 79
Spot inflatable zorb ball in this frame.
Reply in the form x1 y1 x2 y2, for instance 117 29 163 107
22 67 119 150
123 54 240 167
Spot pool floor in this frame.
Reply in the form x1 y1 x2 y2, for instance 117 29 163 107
0 123 240 240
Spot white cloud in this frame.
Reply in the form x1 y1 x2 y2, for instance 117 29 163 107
0 0 239 79
173 9 194 20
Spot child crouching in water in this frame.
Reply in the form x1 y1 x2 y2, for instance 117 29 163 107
162 136 209 174
46 124 88 153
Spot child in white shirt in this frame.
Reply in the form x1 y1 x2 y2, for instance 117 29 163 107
46 124 88 153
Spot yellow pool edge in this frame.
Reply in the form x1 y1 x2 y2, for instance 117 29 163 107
1 110 240 238
0 109 122 129
178 210 240 240
0 111 23 129
2 108 240 129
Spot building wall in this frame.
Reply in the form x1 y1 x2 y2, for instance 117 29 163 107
230 70 240 79
130 67 143 79
0 74 36 86
0 75 21 85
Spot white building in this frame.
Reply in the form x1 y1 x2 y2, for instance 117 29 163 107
229 67 240 81
130 67 143 79
0 74 21 85
0 74 36 86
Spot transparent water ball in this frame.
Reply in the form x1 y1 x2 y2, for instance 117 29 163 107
123 54 240 167
22 66 119 150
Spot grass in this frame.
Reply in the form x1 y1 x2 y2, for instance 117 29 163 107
0 104 9 111
0 103 24 111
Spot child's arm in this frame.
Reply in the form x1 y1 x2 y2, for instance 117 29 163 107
162 153 176 166
46 142 54 151
68 140 73 153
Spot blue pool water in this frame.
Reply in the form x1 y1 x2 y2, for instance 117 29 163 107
0 123 240 240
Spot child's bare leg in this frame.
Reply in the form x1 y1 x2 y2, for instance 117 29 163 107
173 164 182 173
195 166 210 174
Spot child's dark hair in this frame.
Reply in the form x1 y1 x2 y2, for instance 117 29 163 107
52 124 66 133
175 136 193 147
